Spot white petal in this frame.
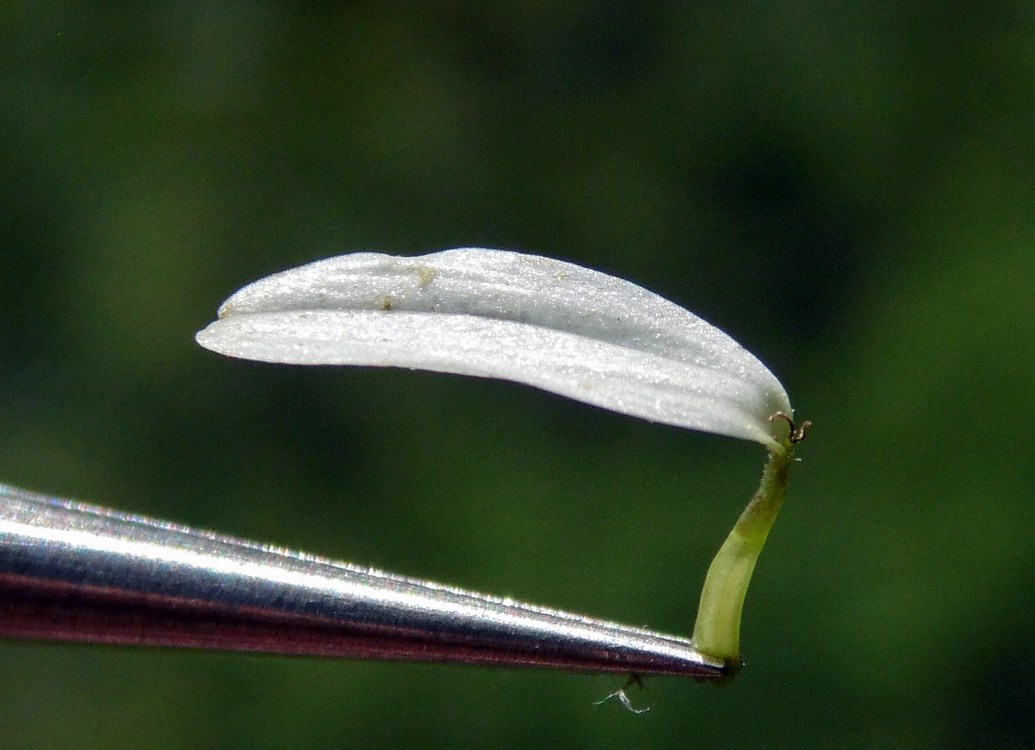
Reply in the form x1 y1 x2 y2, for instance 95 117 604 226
196 249 791 447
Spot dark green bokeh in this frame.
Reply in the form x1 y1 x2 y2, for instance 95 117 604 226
2 3 1033 748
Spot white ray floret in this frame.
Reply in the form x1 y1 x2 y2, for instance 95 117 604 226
196 247 808 670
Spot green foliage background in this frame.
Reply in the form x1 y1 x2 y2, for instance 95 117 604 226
2 3 1033 747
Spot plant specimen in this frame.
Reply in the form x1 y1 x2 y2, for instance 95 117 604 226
196 248 808 673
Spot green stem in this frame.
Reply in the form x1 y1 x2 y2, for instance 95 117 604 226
691 442 794 674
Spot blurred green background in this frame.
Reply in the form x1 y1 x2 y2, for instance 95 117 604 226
2 3 1033 748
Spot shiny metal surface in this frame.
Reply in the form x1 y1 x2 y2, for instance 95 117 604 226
0 484 727 678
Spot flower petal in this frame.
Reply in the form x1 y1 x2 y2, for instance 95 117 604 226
196 249 791 447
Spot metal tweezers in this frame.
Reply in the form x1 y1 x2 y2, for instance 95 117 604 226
0 483 727 679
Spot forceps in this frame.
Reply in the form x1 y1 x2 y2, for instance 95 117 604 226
0 483 727 679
